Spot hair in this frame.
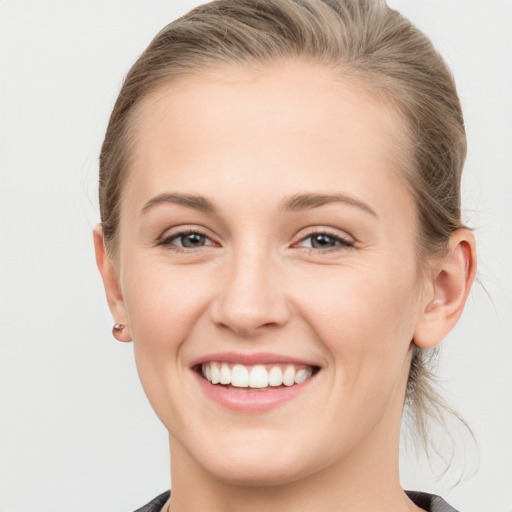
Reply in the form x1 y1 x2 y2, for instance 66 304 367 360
99 0 470 461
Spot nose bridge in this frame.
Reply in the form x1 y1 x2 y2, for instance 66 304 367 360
212 241 289 336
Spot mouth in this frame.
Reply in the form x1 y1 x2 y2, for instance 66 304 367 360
195 361 320 390
190 352 322 411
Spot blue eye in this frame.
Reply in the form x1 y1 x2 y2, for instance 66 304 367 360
298 232 353 250
160 230 214 250
178 232 207 248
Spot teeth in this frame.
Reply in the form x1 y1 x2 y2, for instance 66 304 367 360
231 364 249 387
282 365 295 386
200 362 314 388
268 366 283 386
219 363 231 384
249 365 269 388
294 368 312 384
210 362 220 384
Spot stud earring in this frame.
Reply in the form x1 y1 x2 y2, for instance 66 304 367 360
112 322 131 342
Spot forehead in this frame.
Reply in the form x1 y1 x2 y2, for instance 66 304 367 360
124 59 411 213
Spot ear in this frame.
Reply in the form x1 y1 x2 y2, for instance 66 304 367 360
413 229 477 349
93 224 131 342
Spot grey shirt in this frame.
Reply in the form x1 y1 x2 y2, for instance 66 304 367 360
133 489 459 512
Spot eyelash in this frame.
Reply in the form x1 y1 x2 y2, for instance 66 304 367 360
158 228 354 254
158 229 216 253
295 229 354 253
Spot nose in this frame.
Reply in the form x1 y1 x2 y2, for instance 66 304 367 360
209 247 291 337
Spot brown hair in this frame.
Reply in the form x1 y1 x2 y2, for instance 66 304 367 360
99 0 469 459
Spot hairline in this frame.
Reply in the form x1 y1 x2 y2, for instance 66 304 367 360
108 57 429 277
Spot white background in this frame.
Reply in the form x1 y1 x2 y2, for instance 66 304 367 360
0 1 511 511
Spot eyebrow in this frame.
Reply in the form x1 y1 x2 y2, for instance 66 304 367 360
141 193 217 215
140 191 378 218
281 192 378 217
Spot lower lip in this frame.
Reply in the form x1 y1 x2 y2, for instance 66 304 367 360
193 370 317 412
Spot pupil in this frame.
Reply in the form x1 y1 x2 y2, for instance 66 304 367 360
182 233 204 247
312 234 335 248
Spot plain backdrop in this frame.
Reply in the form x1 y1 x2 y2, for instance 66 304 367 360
0 1 511 511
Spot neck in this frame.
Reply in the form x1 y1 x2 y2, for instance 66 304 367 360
167 422 421 512
167 353 421 512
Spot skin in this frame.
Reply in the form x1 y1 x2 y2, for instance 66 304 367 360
94 59 476 512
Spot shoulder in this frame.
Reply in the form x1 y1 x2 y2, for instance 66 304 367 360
132 490 170 512
132 489 459 512
406 490 460 512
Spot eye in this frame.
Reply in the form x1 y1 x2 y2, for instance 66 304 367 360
296 231 353 251
159 229 216 251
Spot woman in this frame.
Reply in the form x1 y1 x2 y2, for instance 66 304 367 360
93 0 476 510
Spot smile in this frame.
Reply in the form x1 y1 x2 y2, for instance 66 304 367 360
200 362 315 389
192 354 321 411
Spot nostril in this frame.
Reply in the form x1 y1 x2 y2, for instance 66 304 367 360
208 277 291 335
216 320 280 338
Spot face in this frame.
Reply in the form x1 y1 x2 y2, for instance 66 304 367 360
108 60 431 485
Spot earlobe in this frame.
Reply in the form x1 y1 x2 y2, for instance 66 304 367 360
413 229 477 349
112 322 132 343
93 225 131 342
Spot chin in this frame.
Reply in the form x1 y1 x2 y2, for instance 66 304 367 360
189 435 322 487
205 456 309 487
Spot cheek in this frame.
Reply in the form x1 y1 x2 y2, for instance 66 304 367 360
122 257 209 342
120 258 212 390
296 260 421 383
299 266 420 446
119 258 216 428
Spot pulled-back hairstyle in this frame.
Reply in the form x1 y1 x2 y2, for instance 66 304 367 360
99 0 470 460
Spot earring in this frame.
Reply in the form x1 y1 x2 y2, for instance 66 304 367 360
112 322 131 342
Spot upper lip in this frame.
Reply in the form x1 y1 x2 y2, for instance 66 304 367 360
190 352 320 368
